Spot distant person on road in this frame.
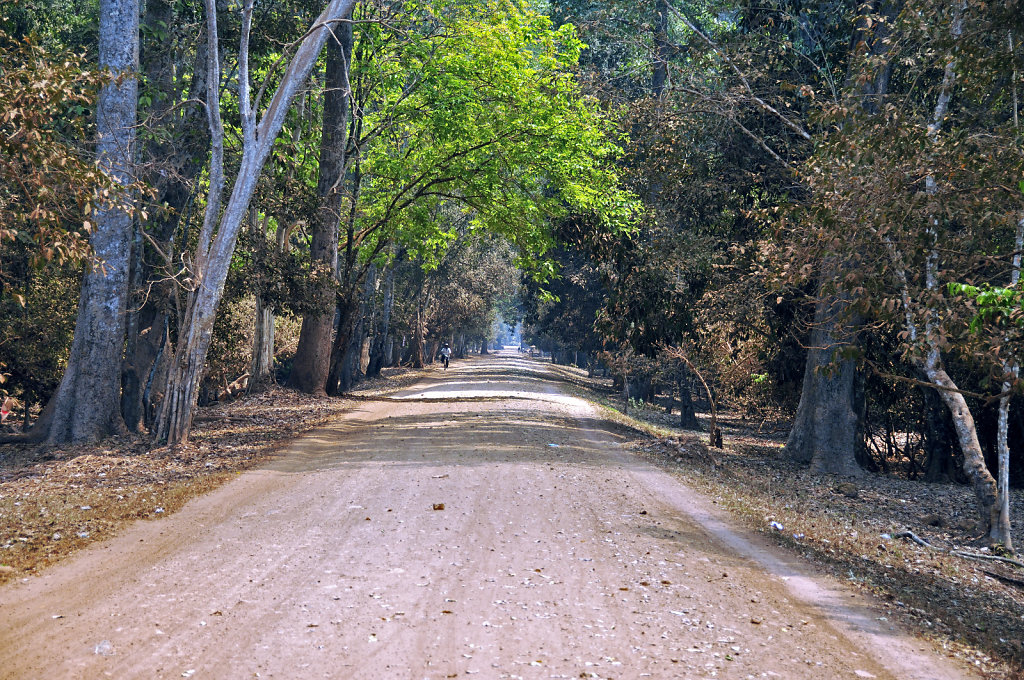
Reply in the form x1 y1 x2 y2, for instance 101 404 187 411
439 342 452 370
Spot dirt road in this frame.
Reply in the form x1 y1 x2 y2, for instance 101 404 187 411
0 351 970 679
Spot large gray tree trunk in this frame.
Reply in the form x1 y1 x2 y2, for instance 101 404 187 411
786 291 862 476
784 1 898 474
155 0 357 446
290 22 353 394
20 0 139 445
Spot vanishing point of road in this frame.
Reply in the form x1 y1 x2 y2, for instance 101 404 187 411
0 350 969 679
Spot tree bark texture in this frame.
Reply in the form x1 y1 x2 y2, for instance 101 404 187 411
22 0 139 445
325 292 359 396
366 265 394 378
411 303 425 368
786 291 862 476
993 212 1021 551
920 355 1001 541
338 272 373 392
677 372 699 429
290 22 353 394
250 296 275 383
156 0 357 446
122 14 210 431
250 210 277 385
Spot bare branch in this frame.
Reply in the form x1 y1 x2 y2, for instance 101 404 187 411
669 3 812 141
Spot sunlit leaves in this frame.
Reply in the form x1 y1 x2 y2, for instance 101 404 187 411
352 0 636 278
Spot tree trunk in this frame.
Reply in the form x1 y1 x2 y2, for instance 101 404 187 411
782 0 894 463
156 0 357 446
339 270 373 391
123 15 210 431
651 0 670 95
992 210 1021 550
786 290 862 476
911 2 1005 545
249 209 276 385
411 303 425 368
677 371 699 429
289 21 352 394
325 290 359 396
920 355 1002 541
121 225 145 430
455 332 466 359
338 319 363 392
250 295 275 384
19 0 138 445
366 265 395 379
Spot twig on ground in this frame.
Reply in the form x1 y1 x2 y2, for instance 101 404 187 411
895 530 1024 569
950 550 1024 569
980 567 1024 589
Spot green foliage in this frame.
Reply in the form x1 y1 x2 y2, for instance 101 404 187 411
351 0 637 277
949 282 1024 335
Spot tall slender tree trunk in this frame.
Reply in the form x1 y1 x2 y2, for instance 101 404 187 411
366 265 395 378
325 289 359 396
338 268 373 391
290 21 353 394
19 0 139 445
411 301 425 368
123 17 210 432
890 0 1005 545
155 0 357 446
994 36 1021 552
651 0 670 95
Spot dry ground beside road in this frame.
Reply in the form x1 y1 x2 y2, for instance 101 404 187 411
0 351 972 679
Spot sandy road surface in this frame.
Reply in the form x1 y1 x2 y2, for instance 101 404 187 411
0 351 970 680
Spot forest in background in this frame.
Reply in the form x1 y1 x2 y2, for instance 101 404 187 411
1 0 1023 551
